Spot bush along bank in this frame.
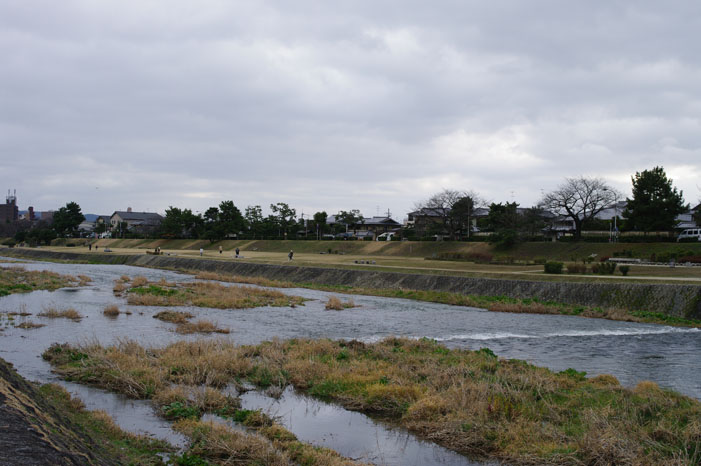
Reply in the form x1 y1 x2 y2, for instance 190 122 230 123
3 247 701 323
43 338 701 465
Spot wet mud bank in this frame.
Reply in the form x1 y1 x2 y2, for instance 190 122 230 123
0 358 116 465
4 247 701 318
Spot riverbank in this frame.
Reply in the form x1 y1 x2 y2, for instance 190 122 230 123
3 247 701 323
80 238 701 262
0 357 171 465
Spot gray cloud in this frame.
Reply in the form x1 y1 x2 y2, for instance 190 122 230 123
2 1 700 219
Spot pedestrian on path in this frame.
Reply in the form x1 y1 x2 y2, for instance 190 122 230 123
235 247 240 258
219 246 223 254
199 248 204 256
288 250 294 261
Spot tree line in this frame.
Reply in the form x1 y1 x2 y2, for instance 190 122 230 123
414 166 694 246
4 166 697 246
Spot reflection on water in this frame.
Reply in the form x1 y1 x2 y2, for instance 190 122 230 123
238 386 483 466
1 257 701 462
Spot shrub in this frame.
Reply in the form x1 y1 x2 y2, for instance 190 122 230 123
619 265 630 276
566 263 587 274
678 255 701 264
591 262 617 275
543 261 564 274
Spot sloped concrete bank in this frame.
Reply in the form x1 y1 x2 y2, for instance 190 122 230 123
3 247 701 318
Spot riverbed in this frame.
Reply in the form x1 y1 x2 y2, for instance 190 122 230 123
1 257 699 463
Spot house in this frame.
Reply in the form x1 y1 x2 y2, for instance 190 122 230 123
676 204 700 230
407 207 488 237
110 208 163 235
362 216 401 237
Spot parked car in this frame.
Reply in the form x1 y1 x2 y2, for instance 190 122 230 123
376 232 395 241
321 234 335 240
677 229 701 242
335 232 354 240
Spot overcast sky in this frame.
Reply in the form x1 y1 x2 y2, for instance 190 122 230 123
2 1 700 219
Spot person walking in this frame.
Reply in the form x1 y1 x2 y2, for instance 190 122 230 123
235 247 240 258
288 250 294 261
219 246 223 254
199 248 204 257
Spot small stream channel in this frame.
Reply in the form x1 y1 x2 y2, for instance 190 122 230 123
1 257 700 464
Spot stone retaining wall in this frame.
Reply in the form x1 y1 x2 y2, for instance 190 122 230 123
3 247 700 318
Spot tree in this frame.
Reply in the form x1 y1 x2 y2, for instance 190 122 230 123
218 200 245 238
540 177 620 239
52 202 85 237
270 202 297 237
623 166 687 232
336 210 364 233
521 206 548 237
487 202 520 248
312 211 328 239
245 205 264 239
414 189 482 239
160 207 201 238
451 196 476 239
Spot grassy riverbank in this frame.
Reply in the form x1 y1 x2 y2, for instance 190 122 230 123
42 340 366 465
84 238 701 262
191 270 701 327
0 357 172 465
43 338 701 465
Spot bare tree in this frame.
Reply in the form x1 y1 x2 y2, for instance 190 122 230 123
540 177 620 239
414 189 483 239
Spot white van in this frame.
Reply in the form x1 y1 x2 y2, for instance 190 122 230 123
677 229 701 242
376 232 395 241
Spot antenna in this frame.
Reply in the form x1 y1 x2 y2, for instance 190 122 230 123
386 208 392 218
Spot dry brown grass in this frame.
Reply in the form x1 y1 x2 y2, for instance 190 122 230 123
103 305 120 317
126 280 305 309
113 280 126 294
175 320 230 334
153 310 193 324
174 419 290 465
120 275 131 282
77 274 92 284
18 321 45 329
38 307 82 320
325 296 356 310
131 276 149 287
44 337 701 465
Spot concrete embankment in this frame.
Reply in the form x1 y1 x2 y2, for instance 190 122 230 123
3 247 701 318
0 358 117 465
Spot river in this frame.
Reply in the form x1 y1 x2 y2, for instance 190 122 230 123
1 257 699 463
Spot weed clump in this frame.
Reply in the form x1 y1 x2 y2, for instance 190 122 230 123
153 310 193 323
103 305 120 317
325 296 356 310
38 307 82 320
18 321 45 329
175 320 230 335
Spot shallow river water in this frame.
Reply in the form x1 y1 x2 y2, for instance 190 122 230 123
1 257 700 464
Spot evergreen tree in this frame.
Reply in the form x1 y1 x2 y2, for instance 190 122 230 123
52 202 85 237
623 166 687 232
